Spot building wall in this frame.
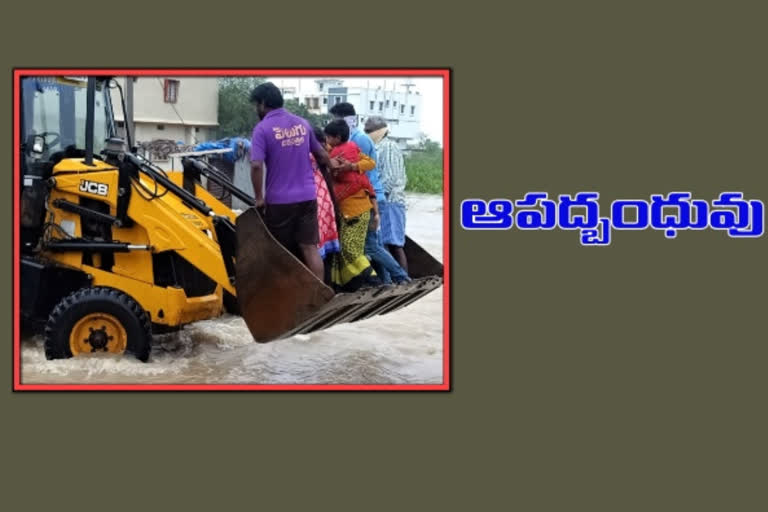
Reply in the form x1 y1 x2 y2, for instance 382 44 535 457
273 78 424 144
132 123 213 145
111 77 218 145
346 87 422 142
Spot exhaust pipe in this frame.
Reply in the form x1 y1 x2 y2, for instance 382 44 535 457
84 76 95 166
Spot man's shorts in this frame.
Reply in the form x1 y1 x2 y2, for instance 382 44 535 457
379 199 406 247
264 199 319 253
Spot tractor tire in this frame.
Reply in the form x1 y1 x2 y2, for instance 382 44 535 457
44 287 152 362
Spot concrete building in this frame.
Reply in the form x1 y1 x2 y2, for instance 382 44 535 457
277 78 341 115
276 78 423 148
111 76 219 153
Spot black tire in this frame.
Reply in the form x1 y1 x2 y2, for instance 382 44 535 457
44 287 152 362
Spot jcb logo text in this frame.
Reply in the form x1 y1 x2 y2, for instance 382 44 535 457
79 180 109 197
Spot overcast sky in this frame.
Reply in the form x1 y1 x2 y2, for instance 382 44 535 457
268 76 444 144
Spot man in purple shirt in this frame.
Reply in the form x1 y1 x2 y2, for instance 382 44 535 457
249 82 330 280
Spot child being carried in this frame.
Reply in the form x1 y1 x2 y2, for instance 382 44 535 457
323 120 376 204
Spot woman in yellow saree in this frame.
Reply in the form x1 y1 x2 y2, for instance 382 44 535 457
328 148 381 292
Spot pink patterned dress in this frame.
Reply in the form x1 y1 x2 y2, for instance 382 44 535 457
311 155 340 258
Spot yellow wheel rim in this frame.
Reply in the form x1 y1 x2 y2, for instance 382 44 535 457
69 313 128 356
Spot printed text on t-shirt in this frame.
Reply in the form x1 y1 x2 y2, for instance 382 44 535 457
273 124 307 147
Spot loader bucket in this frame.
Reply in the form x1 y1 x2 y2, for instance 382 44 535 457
235 208 444 342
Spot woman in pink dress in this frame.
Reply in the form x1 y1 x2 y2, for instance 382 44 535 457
311 127 340 267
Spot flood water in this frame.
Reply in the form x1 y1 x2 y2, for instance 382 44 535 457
20 193 444 385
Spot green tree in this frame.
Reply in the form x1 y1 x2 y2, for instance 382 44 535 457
216 77 265 138
405 135 443 195
217 79 331 139
421 139 442 154
283 99 332 130
416 133 442 153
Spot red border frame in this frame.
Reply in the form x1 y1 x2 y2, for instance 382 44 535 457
12 68 451 391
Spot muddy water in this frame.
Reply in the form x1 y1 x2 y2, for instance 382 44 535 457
20 194 444 385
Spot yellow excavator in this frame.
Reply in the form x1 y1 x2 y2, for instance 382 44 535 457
19 76 443 361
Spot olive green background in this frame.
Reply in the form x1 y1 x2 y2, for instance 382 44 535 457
2 2 766 510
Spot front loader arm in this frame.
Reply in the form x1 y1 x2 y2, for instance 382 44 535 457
127 172 236 297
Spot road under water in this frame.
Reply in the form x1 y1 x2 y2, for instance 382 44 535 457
20 193 444 385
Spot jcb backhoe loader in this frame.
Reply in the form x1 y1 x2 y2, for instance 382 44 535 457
19 75 443 362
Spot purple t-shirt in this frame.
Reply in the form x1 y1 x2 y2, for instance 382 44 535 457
250 108 323 205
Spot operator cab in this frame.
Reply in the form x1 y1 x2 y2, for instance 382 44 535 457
19 76 117 252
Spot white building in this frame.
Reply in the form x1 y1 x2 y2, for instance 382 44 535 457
111 76 219 148
277 78 341 115
276 78 423 148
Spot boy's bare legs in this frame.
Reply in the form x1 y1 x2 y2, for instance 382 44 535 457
300 244 325 281
387 245 408 273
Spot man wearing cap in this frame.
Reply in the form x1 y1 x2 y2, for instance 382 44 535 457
365 116 409 272
329 103 410 284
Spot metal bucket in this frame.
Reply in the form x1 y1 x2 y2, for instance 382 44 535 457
235 208 443 342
